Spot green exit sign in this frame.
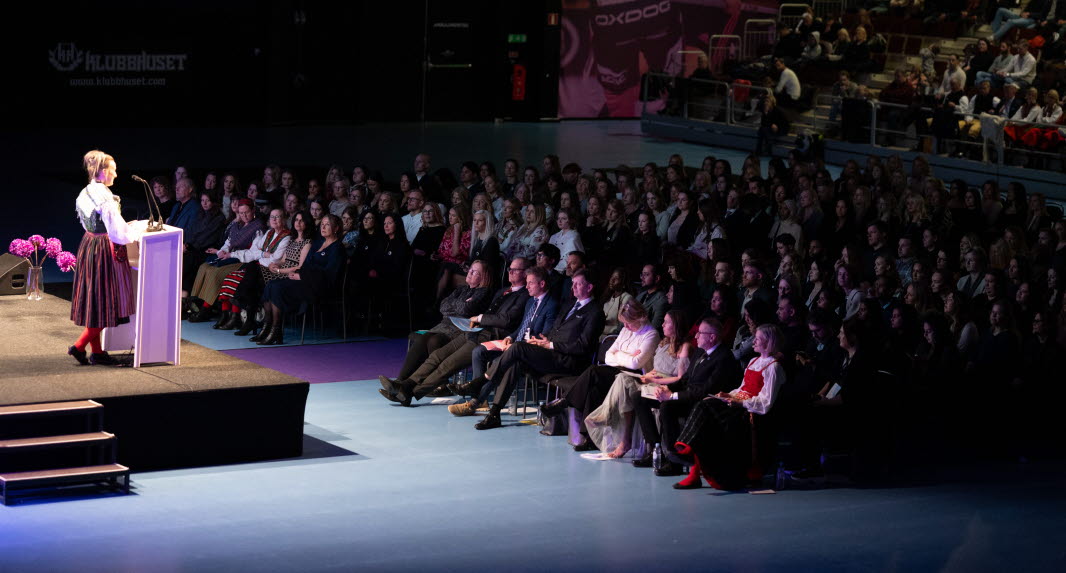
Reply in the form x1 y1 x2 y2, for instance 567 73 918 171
507 34 527 44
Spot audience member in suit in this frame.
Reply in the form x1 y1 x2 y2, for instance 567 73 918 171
540 300 660 450
447 265 560 416
474 270 606 430
379 258 535 406
636 263 670 333
631 317 741 475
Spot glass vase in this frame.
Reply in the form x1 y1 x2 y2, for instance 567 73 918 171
26 266 43 301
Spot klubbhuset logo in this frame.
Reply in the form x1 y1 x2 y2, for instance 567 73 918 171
48 42 188 73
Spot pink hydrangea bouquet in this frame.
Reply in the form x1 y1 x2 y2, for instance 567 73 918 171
8 235 76 272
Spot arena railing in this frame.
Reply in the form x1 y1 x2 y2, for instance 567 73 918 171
812 0 844 19
709 35 741 76
742 19 777 61
642 72 1064 174
778 4 811 30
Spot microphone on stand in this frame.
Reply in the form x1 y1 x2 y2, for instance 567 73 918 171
132 174 164 232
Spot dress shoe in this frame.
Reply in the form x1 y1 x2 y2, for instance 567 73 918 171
655 461 684 477
448 400 480 417
378 388 402 404
475 412 502 430
539 398 568 417
450 376 486 397
188 307 213 323
211 312 228 329
673 480 703 490
427 386 453 397
632 454 654 468
89 352 118 366
378 375 399 393
68 345 89 366
218 313 242 331
249 320 272 343
234 319 258 336
572 441 598 452
393 387 412 407
256 326 284 345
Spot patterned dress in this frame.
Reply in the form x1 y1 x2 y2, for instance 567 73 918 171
261 238 311 282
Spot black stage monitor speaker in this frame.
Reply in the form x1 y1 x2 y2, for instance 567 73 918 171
0 253 30 296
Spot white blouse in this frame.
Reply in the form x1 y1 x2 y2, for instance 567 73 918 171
76 182 133 245
730 355 783 415
236 230 293 266
604 323 661 372
548 229 584 272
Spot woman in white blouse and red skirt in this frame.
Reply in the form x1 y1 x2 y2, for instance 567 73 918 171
673 323 785 490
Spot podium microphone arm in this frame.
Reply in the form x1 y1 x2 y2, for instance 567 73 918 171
132 175 164 232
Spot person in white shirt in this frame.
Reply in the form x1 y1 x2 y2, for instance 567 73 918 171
401 188 425 243
937 54 967 96
1001 40 1037 89
539 300 660 451
773 57 801 108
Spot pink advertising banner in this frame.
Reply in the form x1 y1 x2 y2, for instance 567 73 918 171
559 0 779 118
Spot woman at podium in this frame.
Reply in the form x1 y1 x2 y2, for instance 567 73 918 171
68 150 135 366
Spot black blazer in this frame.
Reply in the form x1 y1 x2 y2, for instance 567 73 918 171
546 299 607 365
476 286 530 340
669 343 741 402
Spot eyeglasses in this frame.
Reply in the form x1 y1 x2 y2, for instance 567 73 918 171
269 215 283 220
535 253 547 258
508 267 526 273
696 330 717 336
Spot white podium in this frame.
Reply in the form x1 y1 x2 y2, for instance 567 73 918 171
102 221 183 367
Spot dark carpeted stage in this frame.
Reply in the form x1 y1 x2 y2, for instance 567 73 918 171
1 292 309 471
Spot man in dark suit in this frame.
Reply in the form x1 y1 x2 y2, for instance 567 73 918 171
632 317 741 475
737 261 774 314
474 270 606 430
447 265 559 415
379 258 534 406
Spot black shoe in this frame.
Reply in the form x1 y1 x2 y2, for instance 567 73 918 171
655 462 684 477
249 321 273 343
378 388 402 404
89 352 118 366
427 386 453 397
211 312 228 329
673 480 703 490
539 398 568 417
218 313 242 331
188 306 214 323
632 454 654 468
446 382 463 396
573 441 598 452
68 345 89 366
452 376 486 397
475 412 502 430
378 375 399 393
234 319 258 336
394 386 412 407
257 326 284 345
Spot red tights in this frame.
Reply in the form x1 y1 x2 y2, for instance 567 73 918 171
74 327 104 354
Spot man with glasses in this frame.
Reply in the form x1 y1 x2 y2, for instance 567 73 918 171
380 258 534 407
402 189 426 243
448 265 560 416
631 317 740 475
636 264 668 332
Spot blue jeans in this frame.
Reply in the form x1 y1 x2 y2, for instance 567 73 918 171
975 70 1028 91
991 7 1035 41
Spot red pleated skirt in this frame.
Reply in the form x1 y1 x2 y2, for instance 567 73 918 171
70 232 134 328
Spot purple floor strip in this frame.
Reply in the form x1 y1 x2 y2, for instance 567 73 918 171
223 338 409 384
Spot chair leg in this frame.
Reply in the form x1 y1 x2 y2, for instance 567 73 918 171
300 312 306 345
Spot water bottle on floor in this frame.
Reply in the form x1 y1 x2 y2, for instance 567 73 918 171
652 443 662 471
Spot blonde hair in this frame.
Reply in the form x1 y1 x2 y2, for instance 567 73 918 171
83 150 114 182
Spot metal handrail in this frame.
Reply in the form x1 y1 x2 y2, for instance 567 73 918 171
742 19 777 61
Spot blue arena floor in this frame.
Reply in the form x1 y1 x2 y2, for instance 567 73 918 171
1 375 1064 572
